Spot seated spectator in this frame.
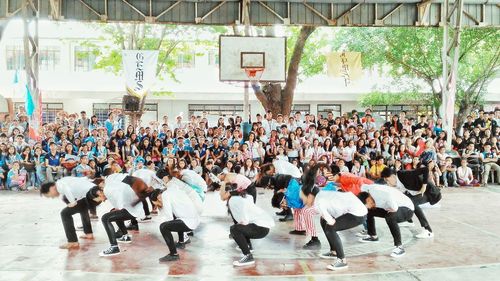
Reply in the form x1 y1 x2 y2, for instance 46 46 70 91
6 161 27 191
75 155 94 178
480 143 500 185
369 156 386 180
457 158 479 186
441 157 459 187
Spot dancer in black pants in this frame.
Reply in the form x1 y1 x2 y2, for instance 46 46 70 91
87 174 147 257
301 184 367 271
40 177 96 249
220 179 275 267
381 166 435 239
149 181 201 262
358 184 415 258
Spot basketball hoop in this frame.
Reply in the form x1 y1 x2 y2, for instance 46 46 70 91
244 67 265 84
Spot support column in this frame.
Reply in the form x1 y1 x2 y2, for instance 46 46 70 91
22 0 40 140
441 0 464 148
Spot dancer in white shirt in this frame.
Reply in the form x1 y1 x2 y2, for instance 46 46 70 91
40 177 96 249
220 180 275 267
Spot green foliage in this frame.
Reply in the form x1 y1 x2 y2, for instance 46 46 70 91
329 27 500 115
82 23 230 81
359 91 432 107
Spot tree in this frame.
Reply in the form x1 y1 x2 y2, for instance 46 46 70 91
331 27 500 125
252 26 318 116
82 23 226 124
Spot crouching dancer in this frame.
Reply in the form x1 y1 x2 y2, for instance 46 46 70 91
220 180 275 267
87 175 147 257
357 184 415 257
40 177 96 249
149 183 201 262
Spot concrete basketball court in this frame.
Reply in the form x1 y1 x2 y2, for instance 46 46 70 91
1 186 500 281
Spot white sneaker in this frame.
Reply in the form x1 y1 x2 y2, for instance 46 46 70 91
416 229 434 239
390 246 405 258
326 258 348 271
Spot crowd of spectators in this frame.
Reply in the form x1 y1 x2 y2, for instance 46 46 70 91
0 106 498 191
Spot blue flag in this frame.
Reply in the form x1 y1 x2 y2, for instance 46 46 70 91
25 85 35 116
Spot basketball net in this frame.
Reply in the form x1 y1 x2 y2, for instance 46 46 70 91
244 67 265 84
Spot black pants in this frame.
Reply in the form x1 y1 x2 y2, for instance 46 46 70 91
160 219 192 255
129 198 150 225
405 192 432 232
230 223 269 255
101 209 135 246
320 214 366 259
88 201 97 216
247 183 257 203
367 207 414 246
61 198 93 243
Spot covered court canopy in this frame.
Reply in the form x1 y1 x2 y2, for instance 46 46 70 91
0 0 499 27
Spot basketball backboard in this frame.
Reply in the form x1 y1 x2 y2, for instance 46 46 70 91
219 36 287 82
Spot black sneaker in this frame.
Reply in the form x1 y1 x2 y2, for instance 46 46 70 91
359 236 379 243
140 216 152 222
99 245 120 257
289 230 306 236
302 239 321 250
159 254 180 263
117 234 132 244
233 254 255 267
187 231 194 236
326 258 348 271
229 233 233 239
320 251 337 259
275 209 288 216
126 223 139 231
76 226 84 231
279 214 293 222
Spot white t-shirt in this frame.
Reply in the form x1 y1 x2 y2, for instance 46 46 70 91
273 159 302 178
228 196 275 229
56 176 94 203
132 168 157 187
314 191 367 225
457 166 473 180
104 180 145 218
167 178 203 215
361 184 414 211
161 183 201 230
181 169 208 192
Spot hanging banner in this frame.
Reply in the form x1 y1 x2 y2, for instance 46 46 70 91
122 50 159 98
326 52 363 86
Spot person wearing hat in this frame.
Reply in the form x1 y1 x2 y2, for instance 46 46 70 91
40 177 96 249
220 176 275 267
357 184 415 258
149 180 201 263
380 166 435 239
300 165 367 271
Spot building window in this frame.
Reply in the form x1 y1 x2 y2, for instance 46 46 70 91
189 104 248 117
74 46 97 72
6 46 24 70
371 104 433 121
291 104 311 115
39 47 60 71
177 52 195 68
14 102 63 124
317 104 342 119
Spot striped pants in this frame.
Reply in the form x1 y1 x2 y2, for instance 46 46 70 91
293 206 318 237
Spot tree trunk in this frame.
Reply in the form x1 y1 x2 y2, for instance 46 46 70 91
253 26 316 117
